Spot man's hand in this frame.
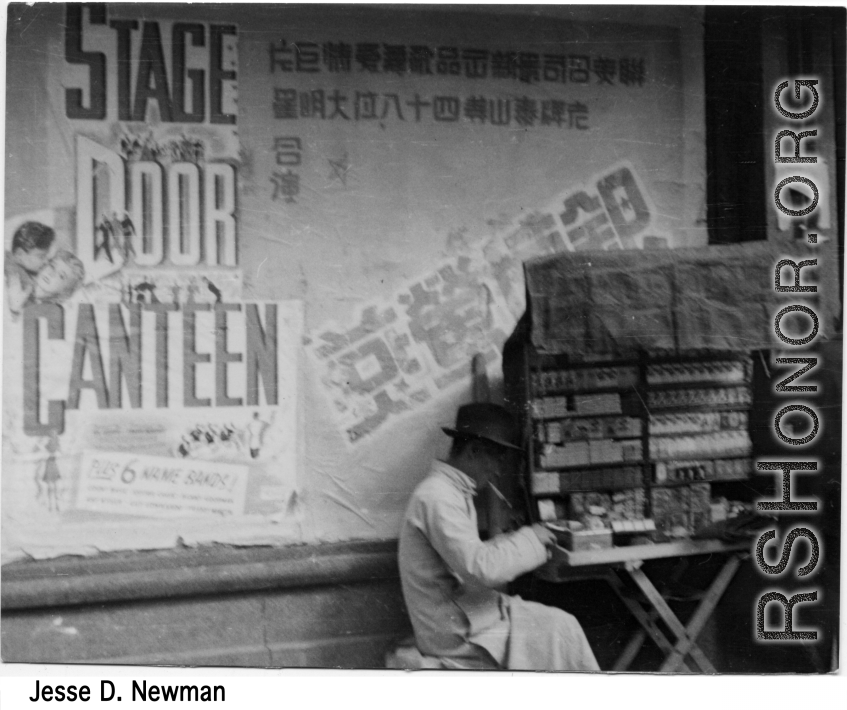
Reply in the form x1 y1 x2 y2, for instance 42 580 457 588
530 523 558 548
6 269 32 315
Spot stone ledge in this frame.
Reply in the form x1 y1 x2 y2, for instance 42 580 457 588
1 539 400 611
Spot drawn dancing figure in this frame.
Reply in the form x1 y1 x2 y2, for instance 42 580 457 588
118 213 136 261
227 423 245 453
134 281 159 304
246 412 268 459
40 430 62 513
203 276 223 303
177 437 191 458
94 217 114 263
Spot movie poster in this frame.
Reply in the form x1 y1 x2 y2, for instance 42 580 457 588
3 6 303 559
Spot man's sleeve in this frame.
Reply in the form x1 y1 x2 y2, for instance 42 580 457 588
421 491 548 587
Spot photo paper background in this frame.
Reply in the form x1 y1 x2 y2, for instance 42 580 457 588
0 2 843 684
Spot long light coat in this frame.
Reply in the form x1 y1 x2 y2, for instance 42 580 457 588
398 460 600 671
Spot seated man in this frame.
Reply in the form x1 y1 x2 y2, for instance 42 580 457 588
398 402 600 671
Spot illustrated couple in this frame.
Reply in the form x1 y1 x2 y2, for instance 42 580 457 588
5 221 85 316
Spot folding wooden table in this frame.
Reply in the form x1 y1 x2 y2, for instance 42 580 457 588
536 539 750 673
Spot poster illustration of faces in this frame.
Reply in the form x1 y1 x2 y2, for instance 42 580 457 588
3 6 302 557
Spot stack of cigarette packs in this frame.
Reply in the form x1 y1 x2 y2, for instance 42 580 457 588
646 359 751 387
647 386 751 410
648 430 752 460
653 457 751 484
533 466 643 494
531 365 638 393
568 489 646 522
650 483 712 535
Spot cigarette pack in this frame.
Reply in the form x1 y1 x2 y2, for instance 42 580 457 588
611 518 658 545
548 524 613 551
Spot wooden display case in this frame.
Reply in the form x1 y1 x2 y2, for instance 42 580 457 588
509 345 754 535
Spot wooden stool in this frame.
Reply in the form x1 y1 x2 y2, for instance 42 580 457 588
385 636 500 670
385 637 446 669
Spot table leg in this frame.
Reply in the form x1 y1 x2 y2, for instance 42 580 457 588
612 627 648 672
626 563 716 672
605 571 693 673
611 558 692 671
659 553 744 672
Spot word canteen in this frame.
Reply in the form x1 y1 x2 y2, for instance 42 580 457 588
22 302 281 436
755 77 826 643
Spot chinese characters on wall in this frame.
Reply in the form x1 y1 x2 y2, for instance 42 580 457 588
265 37 647 205
268 39 646 87
272 89 590 129
271 136 303 204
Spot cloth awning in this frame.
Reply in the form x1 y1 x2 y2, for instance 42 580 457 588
523 241 835 357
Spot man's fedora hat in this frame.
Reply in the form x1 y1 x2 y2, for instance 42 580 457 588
442 403 523 451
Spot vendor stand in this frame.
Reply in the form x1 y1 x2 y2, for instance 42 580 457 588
501 241 833 672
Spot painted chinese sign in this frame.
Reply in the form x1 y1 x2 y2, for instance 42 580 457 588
309 161 658 444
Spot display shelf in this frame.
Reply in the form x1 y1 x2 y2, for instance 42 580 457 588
530 395 643 420
536 460 644 473
531 410 643 422
521 349 755 535
648 452 753 464
533 466 645 493
642 383 752 395
647 404 753 414
650 479 747 489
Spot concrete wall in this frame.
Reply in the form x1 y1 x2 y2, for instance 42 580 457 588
2 541 411 668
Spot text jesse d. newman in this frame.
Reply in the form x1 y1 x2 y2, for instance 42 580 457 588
29 679 226 702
